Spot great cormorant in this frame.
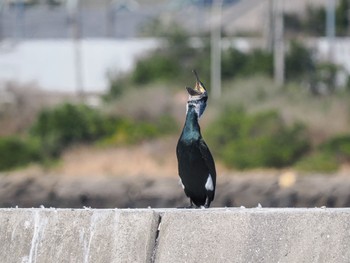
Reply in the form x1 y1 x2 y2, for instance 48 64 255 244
176 70 216 208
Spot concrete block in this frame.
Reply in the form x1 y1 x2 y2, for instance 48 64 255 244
0 208 158 263
2 208 350 263
154 208 350 263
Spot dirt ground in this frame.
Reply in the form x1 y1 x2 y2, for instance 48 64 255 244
1 136 350 209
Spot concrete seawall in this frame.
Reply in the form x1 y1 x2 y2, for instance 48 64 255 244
1 208 350 263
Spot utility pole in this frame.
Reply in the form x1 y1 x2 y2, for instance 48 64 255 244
326 0 335 61
106 3 115 38
210 0 222 100
348 0 350 36
0 1 3 41
273 0 284 87
265 0 274 52
67 0 84 102
15 0 25 40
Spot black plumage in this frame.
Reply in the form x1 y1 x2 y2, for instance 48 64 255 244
176 71 216 208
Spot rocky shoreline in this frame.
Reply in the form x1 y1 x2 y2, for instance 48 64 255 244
1 172 349 208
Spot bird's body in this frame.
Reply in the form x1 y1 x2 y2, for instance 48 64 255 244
176 71 216 208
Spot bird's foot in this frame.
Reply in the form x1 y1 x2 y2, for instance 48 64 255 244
203 198 211 208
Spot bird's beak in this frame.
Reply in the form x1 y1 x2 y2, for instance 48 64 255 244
186 70 207 97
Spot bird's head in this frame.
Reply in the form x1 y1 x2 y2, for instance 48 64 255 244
186 70 208 118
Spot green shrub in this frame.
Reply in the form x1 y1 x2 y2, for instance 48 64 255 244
320 134 350 161
0 136 41 171
313 63 338 94
221 48 247 79
285 0 348 36
106 77 127 100
31 103 115 157
242 49 273 77
295 152 338 172
221 48 273 80
285 41 315 81
336 0 349 36
132 54 181 84
284 13 303 33
30 103 178 158
295 134 350 172
131 25 197 85
205 108 310 169
99 114 178 145
304 5 326 36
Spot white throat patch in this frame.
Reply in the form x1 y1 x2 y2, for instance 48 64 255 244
186 99 207 118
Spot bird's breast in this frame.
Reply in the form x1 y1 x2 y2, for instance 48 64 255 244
177 140 203 167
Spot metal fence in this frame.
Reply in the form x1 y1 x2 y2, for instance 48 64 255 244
0 0 169 40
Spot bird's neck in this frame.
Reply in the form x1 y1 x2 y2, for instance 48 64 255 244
182 107 201 141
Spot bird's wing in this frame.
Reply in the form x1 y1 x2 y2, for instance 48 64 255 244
199 138 216 186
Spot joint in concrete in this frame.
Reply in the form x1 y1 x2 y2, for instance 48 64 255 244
151 212 163 263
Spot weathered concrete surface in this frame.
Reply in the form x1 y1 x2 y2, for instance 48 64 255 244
155 208 350 263
1 208 350 263
0 209 158 263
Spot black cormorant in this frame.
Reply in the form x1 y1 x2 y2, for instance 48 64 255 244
176 70 216 208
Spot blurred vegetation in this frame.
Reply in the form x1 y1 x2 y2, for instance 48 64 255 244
285 0 350 36
222 48 273 79
0 136 41 171
205 108 310 169
285 41 314 81
216 76 350 172
108 21 343 101
284 6 325 36
295 152 339 173
0 103 178 171
99 114 177 146
107 25 209 100
132 53 181 84
30 103 116 158
2 16 350 173
133 25 209 85
320 134 350 162
295 135 350 173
